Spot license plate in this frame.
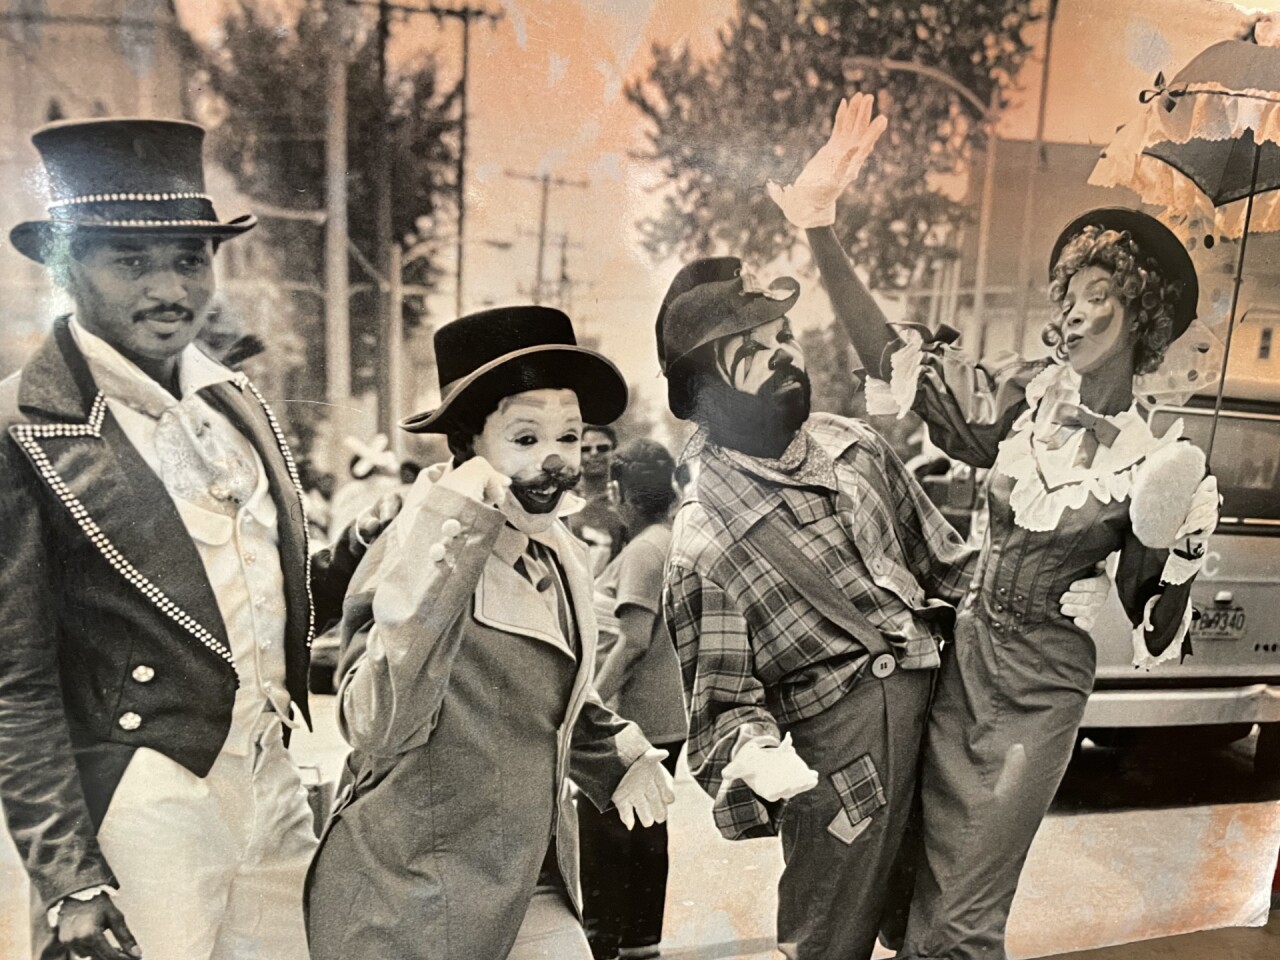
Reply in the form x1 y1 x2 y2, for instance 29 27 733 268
1192 605 1247 640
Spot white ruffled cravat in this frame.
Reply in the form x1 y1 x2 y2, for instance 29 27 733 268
70 321 256 517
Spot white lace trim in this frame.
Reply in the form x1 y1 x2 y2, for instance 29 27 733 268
993 363 1182 532
1089 55 1280 239
1131 594 1192 671
1162 545 1207 586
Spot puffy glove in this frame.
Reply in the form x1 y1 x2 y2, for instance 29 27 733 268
719 732 819 803
766 92 888 228
1162 475 1220 585
1059 562 1111 632
612 747 677 830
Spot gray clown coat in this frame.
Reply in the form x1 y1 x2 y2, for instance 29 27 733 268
305 476 652 960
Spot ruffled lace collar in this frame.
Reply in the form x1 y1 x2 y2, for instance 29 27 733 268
994 362 1182 531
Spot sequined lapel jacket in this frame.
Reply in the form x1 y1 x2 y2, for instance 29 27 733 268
0 317 360 911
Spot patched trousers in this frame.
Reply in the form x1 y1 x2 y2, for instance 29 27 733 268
775 667 934 960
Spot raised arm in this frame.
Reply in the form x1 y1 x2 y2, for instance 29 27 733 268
336 463 507 755
770 94 1044 466
767 93 897 378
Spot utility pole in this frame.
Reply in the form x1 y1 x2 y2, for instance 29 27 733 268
325 0 354 476
504 170 589 304
553 232 587 313
846 54 1003 357
1014 0 1060 353
373 0 395 437
348 0 502 315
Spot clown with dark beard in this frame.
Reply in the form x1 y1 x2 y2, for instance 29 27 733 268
657 256 1115 960
306 306 675 960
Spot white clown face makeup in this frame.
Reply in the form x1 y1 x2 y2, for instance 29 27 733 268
1060 265 1137 376
473 388 584 514
715 315 806 396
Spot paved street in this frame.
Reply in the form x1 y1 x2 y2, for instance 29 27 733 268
3 697 1277 959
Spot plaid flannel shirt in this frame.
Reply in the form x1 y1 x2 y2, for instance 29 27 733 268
664 413 975 840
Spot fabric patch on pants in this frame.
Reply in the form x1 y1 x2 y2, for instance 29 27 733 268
828 753 886 844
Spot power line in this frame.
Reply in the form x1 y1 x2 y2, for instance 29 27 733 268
504 170 589 305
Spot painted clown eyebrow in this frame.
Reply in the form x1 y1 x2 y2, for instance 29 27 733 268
725 330 766 382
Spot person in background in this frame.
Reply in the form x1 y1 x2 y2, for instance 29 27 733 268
580 439 689 960
673 461 698 504
568 424 628 574
326 433 404 537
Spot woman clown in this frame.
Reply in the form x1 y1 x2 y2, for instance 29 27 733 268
768 94 1220 960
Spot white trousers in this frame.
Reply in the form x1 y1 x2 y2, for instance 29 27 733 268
95 716 316 960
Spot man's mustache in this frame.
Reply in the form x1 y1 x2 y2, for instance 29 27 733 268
134 305 195 324
508 468 582 497
764 361 808 396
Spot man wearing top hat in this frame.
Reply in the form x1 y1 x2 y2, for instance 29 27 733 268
654 103 1113 959
0 118 394 960
304 305 676 960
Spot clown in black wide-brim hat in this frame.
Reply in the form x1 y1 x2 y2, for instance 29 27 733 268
401 305 628 442
10 117 256 263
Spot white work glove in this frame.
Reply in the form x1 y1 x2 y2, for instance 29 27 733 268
436 456 511 509
766 92 888 228
612 748 677 830
1059 562 1111 632
1163 475 1220 585
720 733 819 803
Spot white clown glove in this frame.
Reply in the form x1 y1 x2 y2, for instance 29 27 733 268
1059 562 1112 632
1163 475 1220 585
766 92 888 228
720 733 819 803
436 456 511 508
612 748 677 830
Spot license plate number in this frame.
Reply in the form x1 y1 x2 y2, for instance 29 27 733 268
1193 605 1246 640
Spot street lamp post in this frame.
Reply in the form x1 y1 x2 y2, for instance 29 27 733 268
846 56 1001 355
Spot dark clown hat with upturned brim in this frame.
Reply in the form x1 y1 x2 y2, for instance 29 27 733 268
655 256 801 420
399 305 628 435
1049 207 1198 340
10 118 256 264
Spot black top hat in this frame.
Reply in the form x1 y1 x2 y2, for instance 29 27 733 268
400 305 628 434
10 118 256 263
655 256 800 419
1049 207 1198 339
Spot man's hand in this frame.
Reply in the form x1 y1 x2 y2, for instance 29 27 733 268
766 92 888 228
720 733 819 803
436 457 511 508
612 747 677 830
353 492 404 552
1060 561 1112 632
56 893 141 960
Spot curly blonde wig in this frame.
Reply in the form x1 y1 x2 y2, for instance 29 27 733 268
1044 225 1182 375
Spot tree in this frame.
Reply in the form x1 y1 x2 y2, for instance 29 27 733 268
191 0 458 427
625 0 1038 290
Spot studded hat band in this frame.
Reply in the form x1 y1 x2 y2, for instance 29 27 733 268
47 195 220 226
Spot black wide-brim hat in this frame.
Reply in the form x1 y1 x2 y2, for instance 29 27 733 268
400 305 628 434
10 118 255 264
655 256 801 420
1049 207 1198 339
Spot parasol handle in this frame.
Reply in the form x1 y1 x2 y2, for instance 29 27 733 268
1205 139 1262 467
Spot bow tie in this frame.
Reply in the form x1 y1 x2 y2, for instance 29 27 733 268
1041 401 1122 467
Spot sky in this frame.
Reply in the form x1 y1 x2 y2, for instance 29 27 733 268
173 0 1275 430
